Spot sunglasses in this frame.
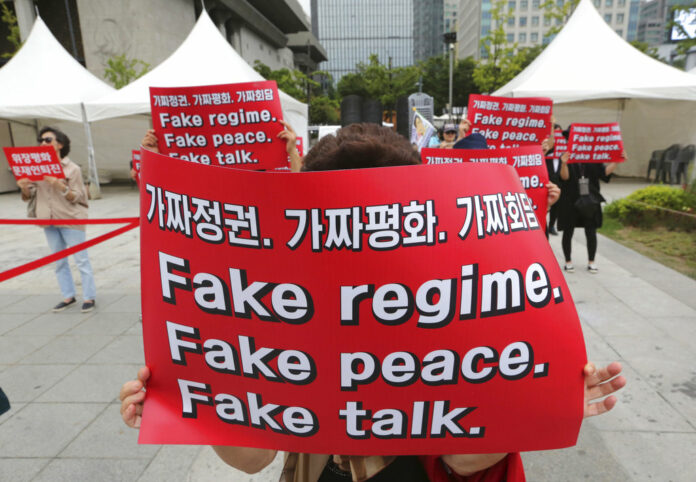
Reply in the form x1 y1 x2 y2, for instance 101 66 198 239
38 136 55 144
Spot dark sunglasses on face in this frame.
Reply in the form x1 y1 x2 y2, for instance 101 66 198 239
38 136 54 144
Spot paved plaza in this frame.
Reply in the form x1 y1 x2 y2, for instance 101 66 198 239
0 179 695 481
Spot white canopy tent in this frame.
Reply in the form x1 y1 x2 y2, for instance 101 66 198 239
85 9 308 148
0 16 115 193
493 0 696 177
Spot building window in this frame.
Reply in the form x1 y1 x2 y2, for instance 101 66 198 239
532 0 540 8
508 1 516 10
556 0 563 7
617 13 624 23
604 13 612 23
519 32 527 42
544 15 551 26
507 33 514 42
521 0 528 9
616 29 623 36
508 17 515 26
520 16 527 26
532 16 539 26
594 0 600 6
618 0 625 5
531 32 538 42
605 0 612 7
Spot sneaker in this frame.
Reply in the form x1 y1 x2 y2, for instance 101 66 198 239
81 300 96 313
587 264 599 274
53 297 76 312
548 226 558 236
564 264 575 273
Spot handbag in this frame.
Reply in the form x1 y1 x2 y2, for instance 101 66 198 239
574 176 599 219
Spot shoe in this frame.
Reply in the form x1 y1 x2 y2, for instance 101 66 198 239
587 265 598 274
81 300 96 313
53 297 76 312
564 264 575 273
549 226 558 235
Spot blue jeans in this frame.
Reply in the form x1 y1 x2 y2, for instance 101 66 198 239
43 226 96 300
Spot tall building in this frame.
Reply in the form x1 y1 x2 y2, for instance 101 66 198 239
637 0 682 46
444 0 460 32
312 0 444 81
457 0 641 60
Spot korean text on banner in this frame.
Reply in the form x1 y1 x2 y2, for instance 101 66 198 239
150 81 286 170
421 146 550 233
467 94 553 149
3 146 64 181
138 149 586 455
567 123 624 163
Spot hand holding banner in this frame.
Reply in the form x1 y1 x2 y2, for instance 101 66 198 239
138 149 586 455
150 81 287 170
566 123 624 163
467 94 553 149
3 146 64 181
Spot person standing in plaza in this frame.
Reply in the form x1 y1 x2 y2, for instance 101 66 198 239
16 127 96 312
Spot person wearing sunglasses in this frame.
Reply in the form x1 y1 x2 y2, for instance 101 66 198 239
16 126 96 313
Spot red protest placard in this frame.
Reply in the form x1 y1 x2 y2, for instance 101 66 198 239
3 146 64 181
421 146 550 233
150 81 286 170
468 94 553 149
566 123 624 163
548 129 567 160
132 149 142 173
138 149 586 454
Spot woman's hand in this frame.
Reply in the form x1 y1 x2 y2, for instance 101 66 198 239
141 129 159 153
546 182 560 206
119 366 150 428
583 362 626 418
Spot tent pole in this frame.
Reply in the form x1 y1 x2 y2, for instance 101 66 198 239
81 103 101 200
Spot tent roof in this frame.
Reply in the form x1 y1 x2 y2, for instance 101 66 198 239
85 10 306 122
0 16 115 122
493 0 696 102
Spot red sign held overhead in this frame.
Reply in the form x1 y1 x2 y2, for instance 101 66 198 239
150 81 287 170
467 94 553 149
421 146 550 233
567 123 624 163
137 149 586 454
3 146 64 181
548 129 567 159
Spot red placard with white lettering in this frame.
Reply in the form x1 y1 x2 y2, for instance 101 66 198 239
132 149 141 172
421 146 550 233
547 129 567 159
3 146 64 181
138 148 586 454
150 81 286 170
468 94 553 149
566 123 624 163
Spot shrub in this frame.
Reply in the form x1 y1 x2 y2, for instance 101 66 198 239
604 185 696 230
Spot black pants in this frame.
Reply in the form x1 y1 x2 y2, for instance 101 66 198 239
562 225 597 262
549 204 559 230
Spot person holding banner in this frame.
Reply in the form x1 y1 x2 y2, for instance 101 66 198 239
439 124 458 149
15 127 96 312
121 123 625 482
558 150 621 273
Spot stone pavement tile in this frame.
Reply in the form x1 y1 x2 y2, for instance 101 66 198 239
87 335 145 365
0 364 73 402
34 458 150 482
0 402 26 427
653 316 696 345
7 312 89 337
26 335 115 364
590 363 692 433
580 325 622 361
37 364 141 403
100 294 142 313
137 445 203 482
0 293 27 309
577 299 667 339
188 446 284 482
125 319 144 335
523 424 632 481
0 402 107 457
67 312 140 336
62 403 160 459
0 335 53 364
602 277 695 318
0 458 51 482
0 312 37 335
601 431 696 482
3 294 66 313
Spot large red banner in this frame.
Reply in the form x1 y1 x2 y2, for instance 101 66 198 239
150 81 287 170
138 149 586 454
3 146 64 181
467 94 553 149
421 146 550 233
547 129 567 159
567 123 624 163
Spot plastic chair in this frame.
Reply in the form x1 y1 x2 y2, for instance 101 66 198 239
646 149 664 181
658 144 681 184
674 144 695 185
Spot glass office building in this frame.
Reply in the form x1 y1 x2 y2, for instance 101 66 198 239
312 0 443 81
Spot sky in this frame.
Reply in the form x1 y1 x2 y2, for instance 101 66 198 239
298 0 311 19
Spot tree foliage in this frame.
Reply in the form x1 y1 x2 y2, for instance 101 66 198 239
104 54 151 89
668 3 696 63
540 0 579 39
1 2 21 59
419 54 479 114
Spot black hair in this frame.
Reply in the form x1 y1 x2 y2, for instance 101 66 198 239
38 126 70 158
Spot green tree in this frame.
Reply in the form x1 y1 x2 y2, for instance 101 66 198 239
1 2 21 59
308 96 340 124
419 54 479 114
629 40 666 62
540 0 579 39
668 3 696 65
104 54 151 89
